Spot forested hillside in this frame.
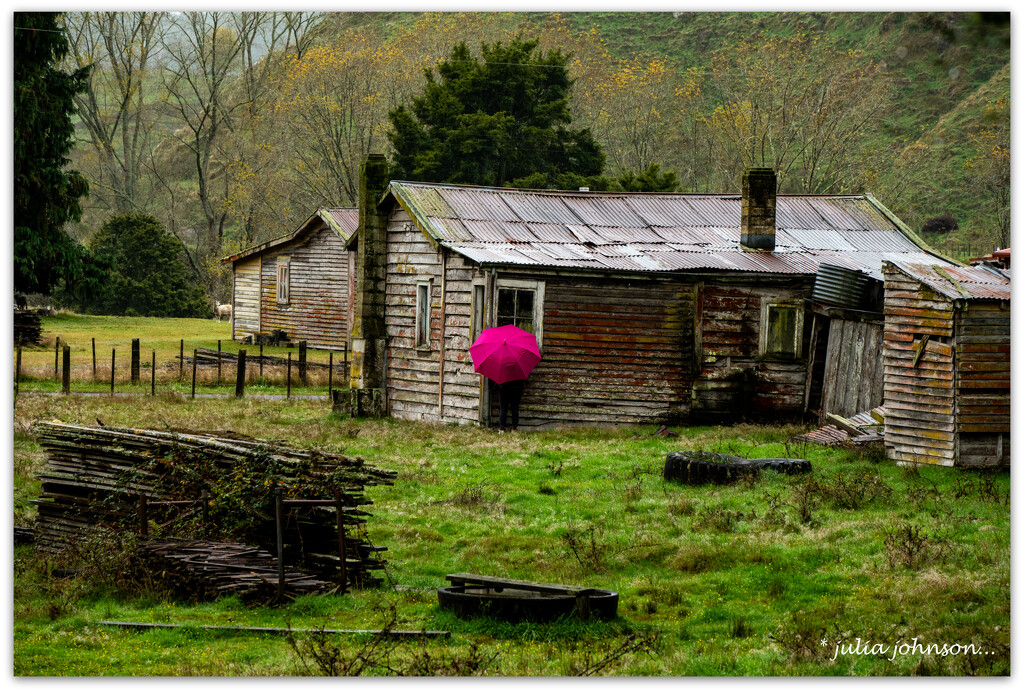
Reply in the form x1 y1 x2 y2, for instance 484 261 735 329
59 11 1009 300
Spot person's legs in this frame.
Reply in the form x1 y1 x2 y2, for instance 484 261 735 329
509 380 524 430
498 385 509 431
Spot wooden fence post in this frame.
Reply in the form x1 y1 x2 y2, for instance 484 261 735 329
191 349 197 399
217 340 222 384
54 336 60 380
151 349 156 396
275 488 285 601
131 338 140 385
61 345 70 395
235 349 247 398
110 349 116 395
287 352 292 398
298 341 307 386
334 488 347 590
179 339 184 381
138 494 148 537
259 343 264 378
92 338 97 382
328 352 333 397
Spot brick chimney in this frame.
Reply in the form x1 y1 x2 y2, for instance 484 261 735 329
347 154 390 415
740 168 777 251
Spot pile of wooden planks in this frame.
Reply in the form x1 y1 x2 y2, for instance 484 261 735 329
32 422 395 594
14 309 42 346
792 407 886 446
178 348 343 369
135 539 334 602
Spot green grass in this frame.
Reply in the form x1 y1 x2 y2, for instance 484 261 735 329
15 313 343 396
12 393 1010 676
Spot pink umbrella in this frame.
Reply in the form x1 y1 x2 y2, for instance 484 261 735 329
469 324 541 384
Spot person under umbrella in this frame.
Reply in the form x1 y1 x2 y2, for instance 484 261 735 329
468 324 541 433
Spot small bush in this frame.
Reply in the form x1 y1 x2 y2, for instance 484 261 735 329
884 522 944 570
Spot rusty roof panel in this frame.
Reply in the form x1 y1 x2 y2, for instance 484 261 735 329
561 196 648 227
325 208 359 234
386 181 952 278
500 192 582 224
890 261 1010 301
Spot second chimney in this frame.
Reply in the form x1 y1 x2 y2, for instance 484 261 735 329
740 168 776 251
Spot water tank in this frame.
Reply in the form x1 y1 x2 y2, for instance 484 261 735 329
812 263 874 309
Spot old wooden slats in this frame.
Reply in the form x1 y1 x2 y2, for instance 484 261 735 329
881 262 1009 467
819 315 885 419
259 222 353 351
232 256 261 340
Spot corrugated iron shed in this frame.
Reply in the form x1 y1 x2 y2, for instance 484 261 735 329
887 260 1010 302
222 208 359 264
386 182 952 280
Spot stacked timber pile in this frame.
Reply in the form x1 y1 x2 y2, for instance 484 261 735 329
135 540 334 602
14 309 42 346
32 422 395 593
792 407 886 446
178 348 343 369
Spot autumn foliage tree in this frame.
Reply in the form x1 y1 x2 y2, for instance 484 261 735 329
388 37 605 189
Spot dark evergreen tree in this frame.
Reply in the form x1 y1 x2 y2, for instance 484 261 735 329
13 12 91 295
75 214 213 318
388 37 605 189
613 164 680 192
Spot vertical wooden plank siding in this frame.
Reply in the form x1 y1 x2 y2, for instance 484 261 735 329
691 279 813 419
819 319 885 418
232 256 261 341
955 301 1010 467
882 265 956 465
502 276 695 427
259 223 350 350
385 211 445 421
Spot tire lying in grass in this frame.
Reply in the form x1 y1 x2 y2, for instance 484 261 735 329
663 451 810 485
437 586 619 622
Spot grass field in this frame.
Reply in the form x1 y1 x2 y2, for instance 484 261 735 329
15 312 342 396
11 387 1011 676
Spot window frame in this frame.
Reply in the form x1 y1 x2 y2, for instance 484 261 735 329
470 281 487 343
494 278 545 347
414 277 433 349
276 257 291 305
759 298 804 359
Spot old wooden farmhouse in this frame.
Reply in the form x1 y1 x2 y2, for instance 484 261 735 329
346 156 965 433
882 261 1010 467
224 208 359 350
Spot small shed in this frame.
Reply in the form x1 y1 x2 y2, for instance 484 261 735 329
882 260 1010 467
223 208 359 350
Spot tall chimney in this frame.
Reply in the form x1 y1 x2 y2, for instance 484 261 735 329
740 168 776 251
348 154 389 415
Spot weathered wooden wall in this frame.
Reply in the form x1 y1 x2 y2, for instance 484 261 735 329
494 275 695 427
882 265 956 465
819 318 885 418
385 210 446 421
259 223 352 351
232 256 261 341
955 301 1010 467
691 279 813 421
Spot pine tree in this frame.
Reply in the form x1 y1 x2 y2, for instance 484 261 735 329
13 12 91 295
388 37 605 189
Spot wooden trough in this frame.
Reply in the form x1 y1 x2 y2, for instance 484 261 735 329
438 573 618 622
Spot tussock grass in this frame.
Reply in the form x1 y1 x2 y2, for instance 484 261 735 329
12 393 1011 676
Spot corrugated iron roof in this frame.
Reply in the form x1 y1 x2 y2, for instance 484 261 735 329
887 261 1011 301
387 182 954 279
223 208 358 264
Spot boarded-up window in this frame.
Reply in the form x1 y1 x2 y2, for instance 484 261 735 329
415 280 431 348
276 259 290 304
471 283 486 342
760 300 803 358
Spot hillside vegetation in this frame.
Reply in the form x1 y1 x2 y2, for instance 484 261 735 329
61 11 1009 302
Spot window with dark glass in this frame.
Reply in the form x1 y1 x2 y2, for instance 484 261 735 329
760 301 803 358
497 287 535 334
